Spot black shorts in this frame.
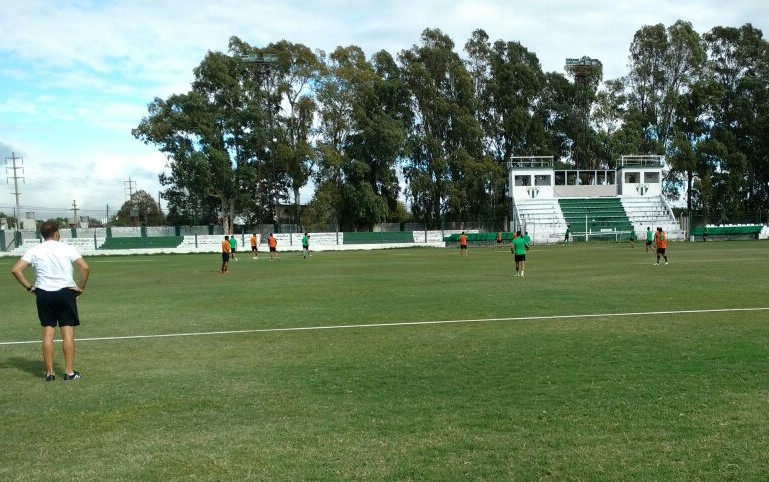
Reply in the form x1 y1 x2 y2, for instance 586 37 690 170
514 254 526 262
270 247 277 252
251 245 258 252
36 288 80 327
646 241 653 246
303 245 309 250
222 252 230 262
657 248 666 255
460 245 467 250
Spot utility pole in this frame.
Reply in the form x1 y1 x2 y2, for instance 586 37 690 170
124 177 136 202
5 152 24 229
158 191 163 226
124 177 137 226
70 200 79 226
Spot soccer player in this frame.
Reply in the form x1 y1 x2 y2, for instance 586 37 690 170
459 231 468 256
563 225 570 244
268 233 280 260
495 231 502 250
10 221 90 381
654 227 669 265
301 233 310 258
250 233 258 259
523 230 531 247
645 227 654 253
221 235 231 273
512 230 529 277
629 230 636 248
229 235 238 261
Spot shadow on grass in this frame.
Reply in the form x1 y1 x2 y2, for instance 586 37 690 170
1 356 42 379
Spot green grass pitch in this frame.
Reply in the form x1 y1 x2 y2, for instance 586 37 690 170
2 241 769 481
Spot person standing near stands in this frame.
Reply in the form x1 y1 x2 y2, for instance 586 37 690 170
10 221 90 382
221 235 231 273
645 226 654 253
654 227 669 265
512 230 529 277
563 225 570 244
459 232 468 256
250 233 259 259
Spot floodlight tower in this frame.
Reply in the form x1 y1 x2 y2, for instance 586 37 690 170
565 56 602 169
241 53 280 228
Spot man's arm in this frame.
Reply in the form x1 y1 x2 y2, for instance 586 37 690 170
72 257 90 295
10 259 35 292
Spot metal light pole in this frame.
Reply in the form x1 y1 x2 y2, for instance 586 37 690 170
241 53 279 228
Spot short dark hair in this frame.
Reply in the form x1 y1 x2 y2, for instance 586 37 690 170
40 221 59 240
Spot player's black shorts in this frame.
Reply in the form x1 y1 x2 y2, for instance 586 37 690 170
36 288 80 327
657 248 666 255
251 245 258 252
270 247 277 252
460 245 467 250
222 252 230 262
646 241 653 246
514 254 526 262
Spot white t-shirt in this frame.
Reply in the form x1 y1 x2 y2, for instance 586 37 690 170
21 240 82 291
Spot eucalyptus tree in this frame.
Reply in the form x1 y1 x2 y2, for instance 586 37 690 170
133 48 256 233
464 29 549 222
314 46 409 230
668 79 726 212
593 78 647 167
260 39 321 226
702 24 769 222
399 28 483 227
625 20 707 156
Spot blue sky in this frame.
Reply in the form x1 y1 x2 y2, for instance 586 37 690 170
1 0 767 221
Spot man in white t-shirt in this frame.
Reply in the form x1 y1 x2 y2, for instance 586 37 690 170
11 222 90 382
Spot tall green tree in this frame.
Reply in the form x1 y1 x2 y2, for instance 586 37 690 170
625 20 707 155
133 48 258 233
265 39 322 226
313 46 409 230
702 24 769 222
400 28 482 227
464 29 548 222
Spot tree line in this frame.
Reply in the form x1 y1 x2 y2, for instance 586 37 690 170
132 22 769 231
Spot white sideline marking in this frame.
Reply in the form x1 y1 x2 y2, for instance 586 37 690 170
2 307 768 347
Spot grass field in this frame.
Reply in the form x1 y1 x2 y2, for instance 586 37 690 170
1 241 769 481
